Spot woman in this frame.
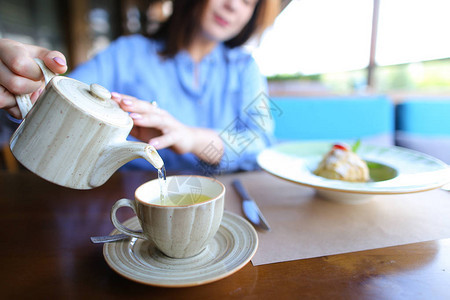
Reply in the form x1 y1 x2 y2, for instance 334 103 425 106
0 0 278 174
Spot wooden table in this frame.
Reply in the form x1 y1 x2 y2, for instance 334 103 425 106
1 170 449 299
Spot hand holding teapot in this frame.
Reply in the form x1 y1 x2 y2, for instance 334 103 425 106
8 58 164 189
0 38 68 118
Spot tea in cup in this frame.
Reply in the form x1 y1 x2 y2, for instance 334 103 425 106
110 175 225 258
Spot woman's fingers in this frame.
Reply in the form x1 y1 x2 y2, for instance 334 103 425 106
0 60 43 95
120 95 157 114
42 52 67 74
0 84 21 118
149 132 176 150
0 39 43 81
110 93 192 152
0 39 67 80
113 94 163 127
111 93 140 110
131 110 167 128
0 39 67 118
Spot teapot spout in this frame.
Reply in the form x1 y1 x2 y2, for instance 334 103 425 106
144 145 164 169
89 141 164 188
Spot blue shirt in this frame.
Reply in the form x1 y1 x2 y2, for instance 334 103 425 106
69 35 274 174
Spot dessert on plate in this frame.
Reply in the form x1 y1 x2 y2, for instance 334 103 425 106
313 143 369 182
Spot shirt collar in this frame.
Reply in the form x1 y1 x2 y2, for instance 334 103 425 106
174 42 227 66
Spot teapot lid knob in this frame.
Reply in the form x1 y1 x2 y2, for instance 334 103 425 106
90 83 111 101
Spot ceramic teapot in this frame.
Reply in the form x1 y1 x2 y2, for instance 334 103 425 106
9 59 164 189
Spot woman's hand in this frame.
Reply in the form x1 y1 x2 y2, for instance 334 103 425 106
0 39 67 118
112 92 224 164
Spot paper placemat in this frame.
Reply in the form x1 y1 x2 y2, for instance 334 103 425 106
222 172 450 266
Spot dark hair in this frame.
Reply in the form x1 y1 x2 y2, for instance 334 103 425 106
151 0 273 58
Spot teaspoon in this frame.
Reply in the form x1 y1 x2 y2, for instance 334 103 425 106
90 233 135 244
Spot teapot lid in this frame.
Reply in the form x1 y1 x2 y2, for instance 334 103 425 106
51 77 131 127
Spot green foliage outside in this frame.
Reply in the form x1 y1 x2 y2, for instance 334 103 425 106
267 73 322 82
267 58 450 94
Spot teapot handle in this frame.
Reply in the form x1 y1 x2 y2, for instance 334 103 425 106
15 58 57 118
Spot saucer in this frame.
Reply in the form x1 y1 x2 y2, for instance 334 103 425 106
103 211 258 287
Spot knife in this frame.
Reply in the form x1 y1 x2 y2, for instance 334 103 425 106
232 179 271 231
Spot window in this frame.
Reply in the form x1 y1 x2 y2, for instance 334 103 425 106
253 0 450 95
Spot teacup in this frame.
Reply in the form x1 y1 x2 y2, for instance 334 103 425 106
110 175 225 258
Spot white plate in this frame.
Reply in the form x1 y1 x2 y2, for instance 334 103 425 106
257 141 450 203
103 211 258 287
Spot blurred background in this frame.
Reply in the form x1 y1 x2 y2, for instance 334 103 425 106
0 0 172 68
1 0 449 98
254 0 450 99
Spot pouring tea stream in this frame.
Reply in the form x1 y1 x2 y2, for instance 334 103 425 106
9 58 164 189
